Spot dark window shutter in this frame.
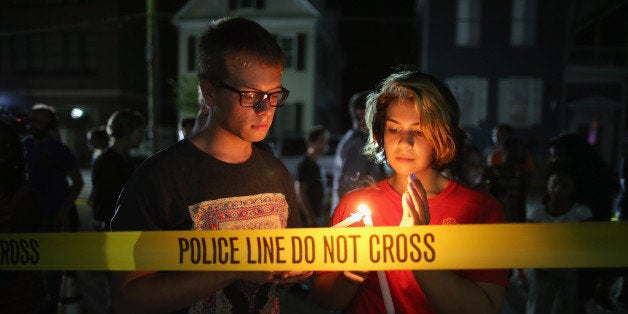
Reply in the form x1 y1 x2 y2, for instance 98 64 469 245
297 33 305 71
187 36 196 72
295 102 303 133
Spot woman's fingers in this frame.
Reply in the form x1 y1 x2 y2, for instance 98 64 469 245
406 173 430 225
400 192 415 227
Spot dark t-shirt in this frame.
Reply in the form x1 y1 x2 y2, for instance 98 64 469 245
22 136 77 217
297 156 325 217
111 140 299 313
111 139 300 230
90 148 137 222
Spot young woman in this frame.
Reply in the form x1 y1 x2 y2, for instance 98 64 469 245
313 69 508 314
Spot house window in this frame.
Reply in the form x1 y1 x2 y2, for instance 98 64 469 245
511 0 537 46
228 0 265 10
456 0 481 47
498 77 543 127
12 32 97 75
276 33 305 70
445 76 488 127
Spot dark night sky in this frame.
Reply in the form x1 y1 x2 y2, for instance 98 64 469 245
334 0 420 102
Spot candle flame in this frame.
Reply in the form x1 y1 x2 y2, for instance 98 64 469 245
357 204 371 217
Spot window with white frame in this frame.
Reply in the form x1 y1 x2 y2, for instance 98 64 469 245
497 77 543 127
276 33 306 70
445 76 488 127
277 34 296 69
456 0 481 47
511 0 537 46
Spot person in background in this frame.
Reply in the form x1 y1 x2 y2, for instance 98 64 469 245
296 125 330 227
89 109 145 232
485 123 512 166
547 133 622 311
448 142 489 193
312 69 507 313
486 123 535 175
0 118 47 313
526 162 593 314
85 109 145 312
109 17 310 313
331 90 388 213
23 103 84 232
22 103 84 313
86 125 110 164
486 136 531 223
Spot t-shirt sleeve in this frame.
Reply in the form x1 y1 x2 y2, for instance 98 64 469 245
110 164 162 231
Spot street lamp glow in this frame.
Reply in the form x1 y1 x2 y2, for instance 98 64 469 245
70 108 84 119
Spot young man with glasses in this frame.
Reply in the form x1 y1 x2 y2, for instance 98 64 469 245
110 17 310 313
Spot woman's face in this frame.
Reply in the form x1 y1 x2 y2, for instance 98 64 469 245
383 98 435 177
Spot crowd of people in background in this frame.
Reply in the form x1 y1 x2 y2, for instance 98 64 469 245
1 16 626 314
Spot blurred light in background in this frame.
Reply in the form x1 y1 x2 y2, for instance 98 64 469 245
70 107 84 119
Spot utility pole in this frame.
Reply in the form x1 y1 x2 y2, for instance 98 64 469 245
146 0 160 153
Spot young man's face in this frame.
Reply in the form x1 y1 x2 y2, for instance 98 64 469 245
206 59 284 143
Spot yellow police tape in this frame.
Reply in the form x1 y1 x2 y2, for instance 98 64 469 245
1 222 626 271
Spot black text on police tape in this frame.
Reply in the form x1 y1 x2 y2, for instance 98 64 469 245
0 239 40 265
178 232 435 265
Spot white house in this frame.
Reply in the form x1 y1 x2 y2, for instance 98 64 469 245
172 0 343 137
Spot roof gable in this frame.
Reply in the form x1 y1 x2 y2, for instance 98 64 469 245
173 0 319 23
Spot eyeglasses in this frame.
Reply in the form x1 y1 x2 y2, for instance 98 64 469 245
218 81 289 108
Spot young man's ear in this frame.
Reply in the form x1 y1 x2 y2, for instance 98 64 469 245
199 80 215 108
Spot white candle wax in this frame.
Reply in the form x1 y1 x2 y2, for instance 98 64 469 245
331 211 364 228
360 205 395 314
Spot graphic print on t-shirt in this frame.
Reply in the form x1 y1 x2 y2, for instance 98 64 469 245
187 192 288 313
189 193 288 230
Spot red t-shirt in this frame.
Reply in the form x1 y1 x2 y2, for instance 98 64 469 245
324 179 508 314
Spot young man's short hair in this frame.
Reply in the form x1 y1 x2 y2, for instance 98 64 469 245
197 17 285 83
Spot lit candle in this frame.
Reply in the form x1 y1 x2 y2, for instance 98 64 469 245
331 210 365 228
359 204 395 314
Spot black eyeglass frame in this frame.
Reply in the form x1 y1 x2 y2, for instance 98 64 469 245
217 81 289 108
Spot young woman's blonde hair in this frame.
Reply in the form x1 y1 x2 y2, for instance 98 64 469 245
364 69 465 170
